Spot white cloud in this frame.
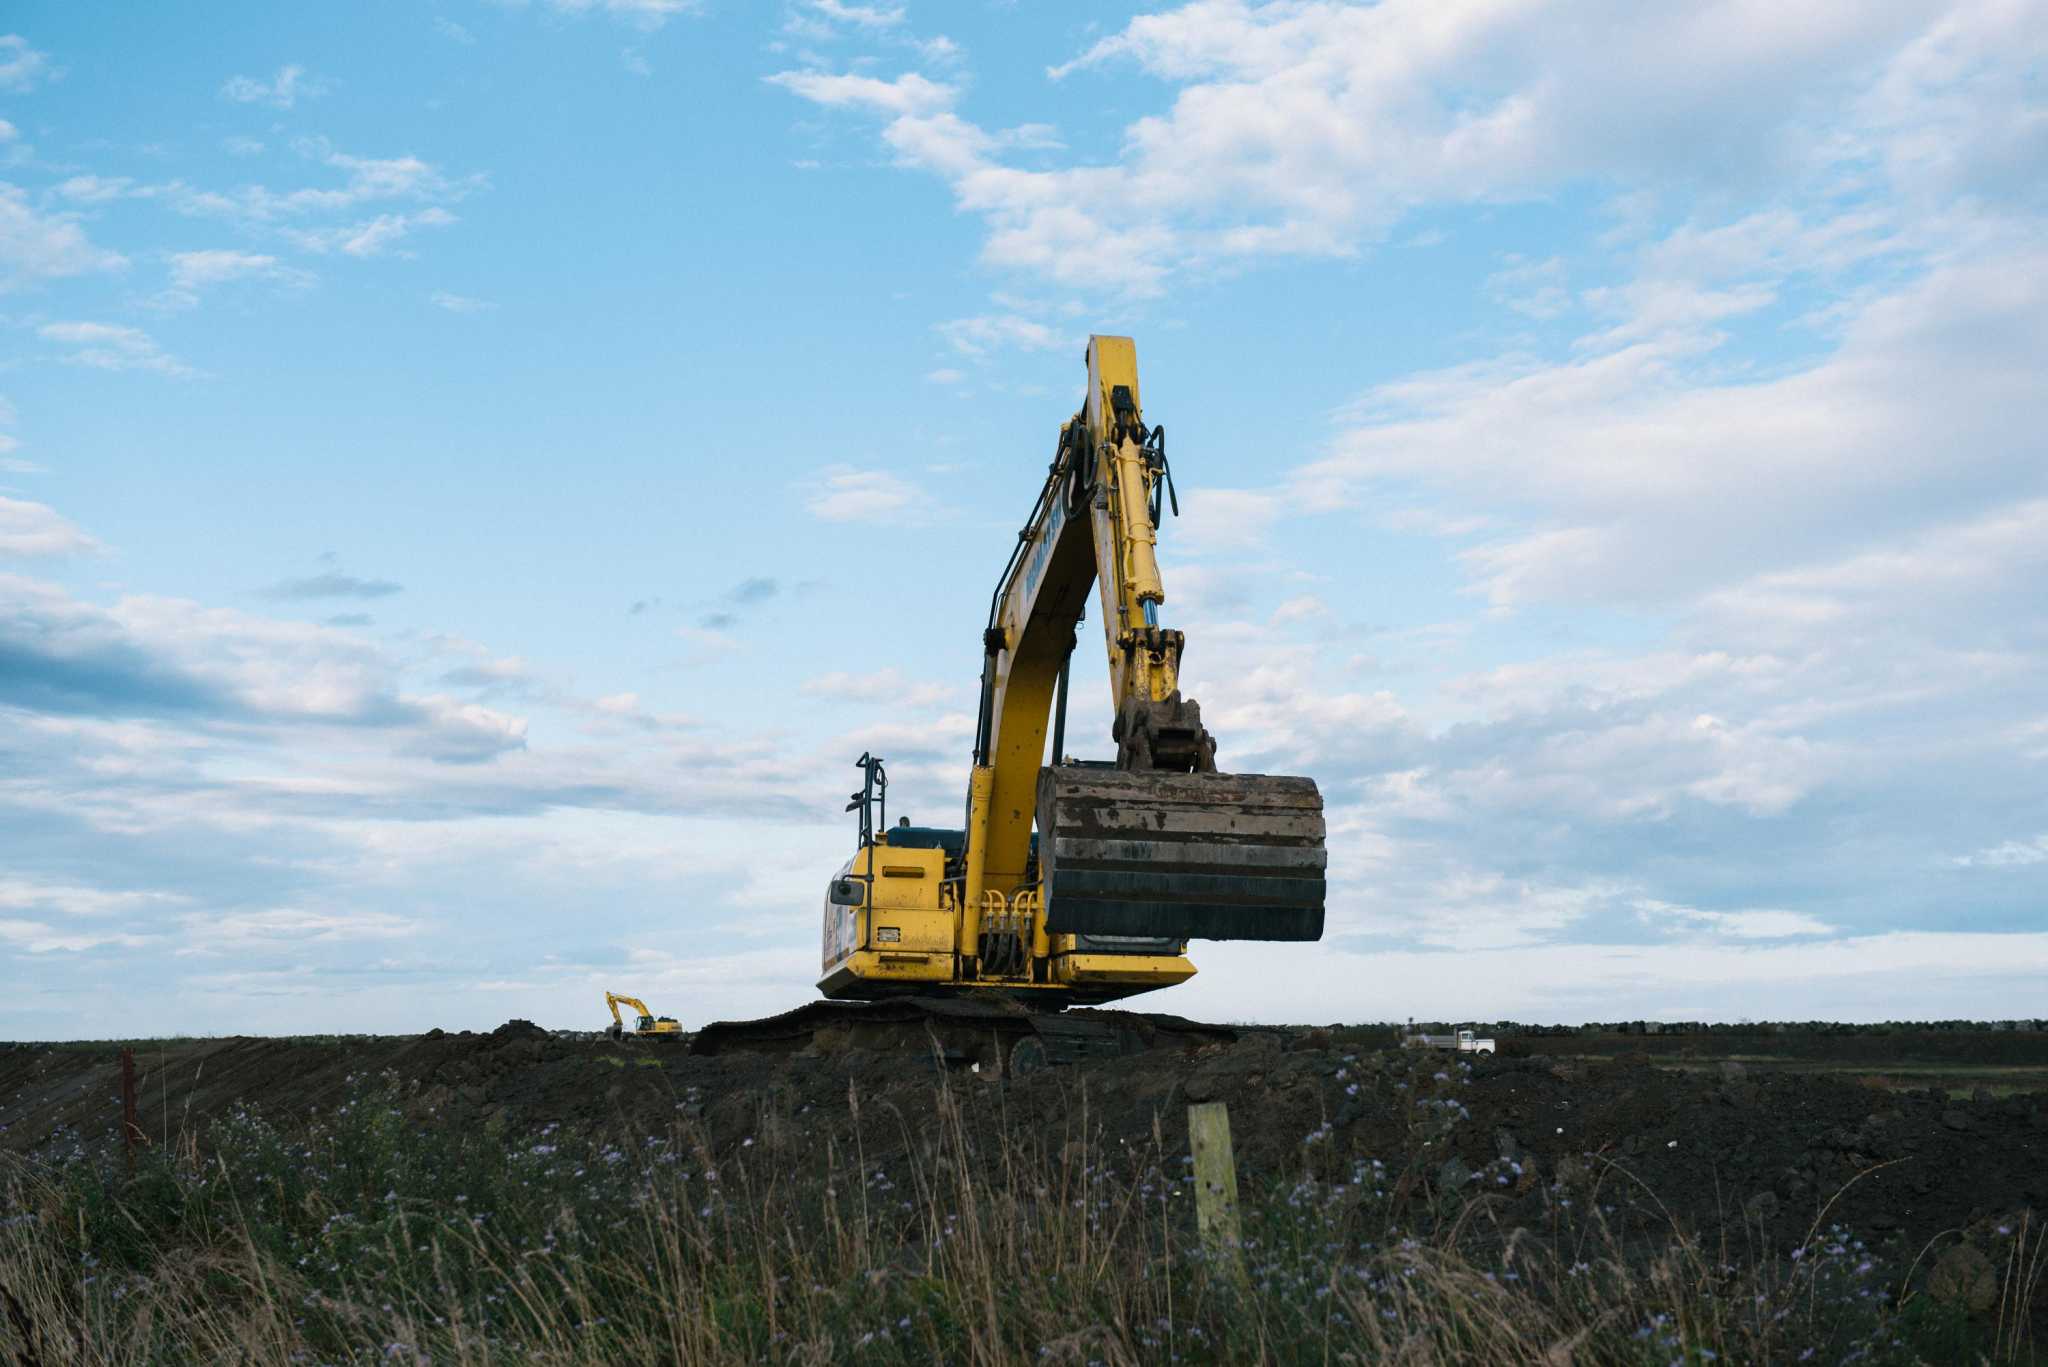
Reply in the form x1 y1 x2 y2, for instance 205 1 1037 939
1486 254 1569 319
285 207 457 257
764 69 954 116
543 0 700 24
1302 244 2048 610
0 919 151 954
0 184 128 291
53 175 147 204
1160 503 2030 969
444 922 2048 1028
0 496 101 557
993 122 1063 151
613 944 829 1022
1048 2 1938 197
1170 931 2048 1025
1852 0 2048 200
1337 664 1820 818
168 249 285 290
1696 910 1837 939
430 290 495 313
803 467 938 523
0 35 51 93
1953 835 2048 868
1694 499 2048 640
0 878 185 918
1394 872 1630 950
1175 488 1280 553
810 0 905 27
1 572 535 763
182 908 417 943
220 64 328 110
775 4 2040 296
674 622 738 654
936 312 1069 356
800 668 953 709
152 249 313 309
924 367 964 385
168 146 483 229
0 567 858 1031
406 697 531 762
39 322 198 378
1271 595 1327 625
480 0 701 26
1635 898 1835 939
837 710 976 768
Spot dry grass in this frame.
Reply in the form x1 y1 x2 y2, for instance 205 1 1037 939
0 1068 2035 1365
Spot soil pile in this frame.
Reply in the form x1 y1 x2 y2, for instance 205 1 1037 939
1 1024 2040 1260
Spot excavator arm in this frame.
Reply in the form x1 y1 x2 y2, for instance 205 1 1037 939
966 336 1325 947
605 992 651 1030
976 337 1207 781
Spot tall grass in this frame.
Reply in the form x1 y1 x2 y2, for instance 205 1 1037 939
0 1067 2034 1364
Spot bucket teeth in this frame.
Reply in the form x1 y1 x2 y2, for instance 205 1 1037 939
1037 766 1326 942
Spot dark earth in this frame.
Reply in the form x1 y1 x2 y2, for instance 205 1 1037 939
2 1020 2041 1280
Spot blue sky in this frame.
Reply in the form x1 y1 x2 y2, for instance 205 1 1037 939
2 1 2044 1036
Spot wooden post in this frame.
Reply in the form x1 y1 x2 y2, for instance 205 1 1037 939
1187 1101 1242 1267
119 1048 139 1174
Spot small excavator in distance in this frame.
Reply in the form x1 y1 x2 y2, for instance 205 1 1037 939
604 991 683 1041
694 337 1326 1071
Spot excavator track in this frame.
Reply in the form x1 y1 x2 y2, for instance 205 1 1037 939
690 996 1237 1075
1038 765 1326 942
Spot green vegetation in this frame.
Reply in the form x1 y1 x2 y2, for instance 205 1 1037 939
0 1070 2038 1364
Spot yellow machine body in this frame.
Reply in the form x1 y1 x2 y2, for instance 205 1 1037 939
818 841 1198 1004
604 991 684 1039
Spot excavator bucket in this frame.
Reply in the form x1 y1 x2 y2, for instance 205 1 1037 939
1037 766 1326 942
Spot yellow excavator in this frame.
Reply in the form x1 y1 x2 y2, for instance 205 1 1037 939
604 991 683 1041
695 337 1325 1070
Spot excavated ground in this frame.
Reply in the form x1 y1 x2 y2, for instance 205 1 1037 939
1 1022 2042 1263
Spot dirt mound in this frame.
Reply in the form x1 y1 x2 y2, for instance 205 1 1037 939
1 1027 2039 1262
1516 1027 2048 1067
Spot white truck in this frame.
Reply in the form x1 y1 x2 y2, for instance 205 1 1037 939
1401 1028 1496 1055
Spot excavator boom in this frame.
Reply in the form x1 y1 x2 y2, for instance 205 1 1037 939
965 335 1325 948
